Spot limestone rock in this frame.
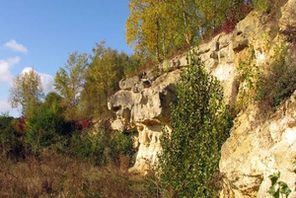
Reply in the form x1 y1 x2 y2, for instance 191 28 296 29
232 31 249 53
219 2 296 196
279 0 296 29
128 124 168 174
220 93 296 198
119 76 140 90
108 70 180 173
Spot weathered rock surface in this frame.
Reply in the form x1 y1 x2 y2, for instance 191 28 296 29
108 70 181 174
108 0 296 196
219 0 296 197
220 93 296 198
119 76 140 91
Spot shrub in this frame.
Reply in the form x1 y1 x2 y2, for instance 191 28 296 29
221 3 252 34
252 0 271 12
236 48 261 111
25 106 70 155
0 115 25 160
256 44 296 107
68 130 106 166
110 130 136 163
268 172 291 198
158 55 233 197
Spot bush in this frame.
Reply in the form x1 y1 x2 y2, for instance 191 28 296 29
256 44 296 107
68 130 106 166
0 115 25 160
25 106 71 155
158 55 233 197
268 172 291 198
252 0 271 12
110 130 136 163
220 3 252 34
236 48 261 111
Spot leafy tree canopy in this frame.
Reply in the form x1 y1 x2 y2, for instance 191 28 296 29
10 69 43 118
126 0 244 62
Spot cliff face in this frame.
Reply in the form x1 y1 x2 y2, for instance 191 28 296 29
108 69 180 173
108 0 296 196
219 1 296 197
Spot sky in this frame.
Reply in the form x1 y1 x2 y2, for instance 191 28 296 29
0 0 132 116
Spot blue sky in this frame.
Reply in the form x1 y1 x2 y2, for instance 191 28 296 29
0 0 131 116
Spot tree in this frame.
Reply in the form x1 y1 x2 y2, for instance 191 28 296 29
54 52 88 120
126 0 243 62
42 92 65 114
10 69 43 118
80 42 137 118
158 56 233 197
25 92 72 155
126 0 181 62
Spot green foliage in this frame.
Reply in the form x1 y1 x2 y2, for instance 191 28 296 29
0 115 24 160
25 93 71 155
162 59 170 73
256 44 296 107
10 69 43 118
237 49 257 86
81 42 139 118
53 42 141 120
110 131 136 160
68 130 106 166
126 0 244 62
25 109 65 155
268 172 291 198
121 53 141 77
252 0 271 12
236 48 261 111
43 92 65 114
158 55 233 197
54 52 89 120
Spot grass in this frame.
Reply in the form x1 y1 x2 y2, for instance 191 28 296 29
0 150 154 198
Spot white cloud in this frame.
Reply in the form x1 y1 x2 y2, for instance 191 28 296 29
0 100 12 114
21 67 54 94
4 40 28 53
40 73 55 94
0 100 20 117
21 67 33 74
0 57 21 84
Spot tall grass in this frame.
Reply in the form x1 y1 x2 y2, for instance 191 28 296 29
0 151 155 198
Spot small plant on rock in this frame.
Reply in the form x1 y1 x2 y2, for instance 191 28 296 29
256 43 296 107
236 48 261 111
268 172 291 198
252 0 271 12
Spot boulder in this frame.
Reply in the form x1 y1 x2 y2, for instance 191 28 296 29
119 76 140 90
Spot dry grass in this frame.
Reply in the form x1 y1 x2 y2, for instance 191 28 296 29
0 151 153 198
